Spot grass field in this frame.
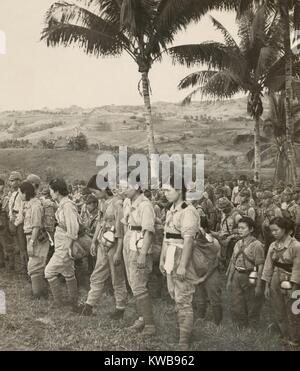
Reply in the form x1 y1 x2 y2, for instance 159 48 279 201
0 267 296 351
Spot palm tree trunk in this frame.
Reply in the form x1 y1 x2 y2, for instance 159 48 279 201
141 71 156 156
282 1 297 184
254 117 261 181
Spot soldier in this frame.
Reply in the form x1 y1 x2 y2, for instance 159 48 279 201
237 189 256 221
281 188 297 223
231 175 251 207
8 171 28 275
211 197 242 268
262 217 300 346
20 181 49 299
160 176 200 350
261 191 282 252
122 176 156 337
26 174 41 195
226 217 265 329
78 175 128 319
72 180 86 213
45 178 80 310
194 217 223 326
0 178 15 271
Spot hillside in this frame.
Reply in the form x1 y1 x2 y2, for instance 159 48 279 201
0 97 285 178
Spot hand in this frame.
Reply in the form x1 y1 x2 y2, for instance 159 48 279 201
159 262 166 276
113 252 122 266
137 252 146 269
176 265 186 281
27 240 34 258
90 242 97 257
264 286 270 300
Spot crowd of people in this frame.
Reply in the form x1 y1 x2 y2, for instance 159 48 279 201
0 171 300 350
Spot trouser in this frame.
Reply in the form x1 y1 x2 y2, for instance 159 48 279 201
127 249 153 297
270 272 300 343
194 269 222 321
0 230 15 269
26 235 49 277
123 231 131 287
230 270 264 328
15 224 28 273
86 243 127 309
167 273 195 345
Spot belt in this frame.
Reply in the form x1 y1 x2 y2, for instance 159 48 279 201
273 261 293 273
235 266 251 274
165 232 183 240
24 232 32 236
12 210 19 214
129 225 142 231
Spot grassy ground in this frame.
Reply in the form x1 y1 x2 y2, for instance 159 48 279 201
0 267 296 351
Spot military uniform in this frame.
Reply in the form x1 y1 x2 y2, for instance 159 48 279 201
123 193 156 334
261 202 282 251
45 196 79 307
227 236 265 328
262 236 300 344
0 192 14 270
237 202 256 221
23 197 49 297
84 196 128 312
162 201 200 349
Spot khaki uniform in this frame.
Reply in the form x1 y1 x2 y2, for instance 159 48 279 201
9 190 27 273
281 201 297 223
23 197 49 277
261 204 282 251
86 196 127 310
163 201 199 347
123 194 155 297
227 236 265 328
262 236 300 343
237 202 256 221
45 197 79 280
0 193 14 269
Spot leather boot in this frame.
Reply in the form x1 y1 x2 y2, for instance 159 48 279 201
66 277 78 310
212 305 223 326
137 293 156 337
48 277 65 308
178 309 193 351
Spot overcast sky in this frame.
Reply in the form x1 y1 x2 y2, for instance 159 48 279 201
0 1 239 111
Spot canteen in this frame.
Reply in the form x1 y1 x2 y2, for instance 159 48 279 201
280 280 292 291
101 226 115 248
249 267 258 286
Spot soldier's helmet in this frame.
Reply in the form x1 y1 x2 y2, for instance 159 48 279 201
217 197 232 210
8 171 22 181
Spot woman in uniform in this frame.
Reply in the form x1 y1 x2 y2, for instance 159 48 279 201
20 181 49 299
226 217 265 329
160 175 200 351
262 217 300 346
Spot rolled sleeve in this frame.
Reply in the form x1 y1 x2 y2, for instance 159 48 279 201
63 203 79 240
181 209 199 238
140 203 155 233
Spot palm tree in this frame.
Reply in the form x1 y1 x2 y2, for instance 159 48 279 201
236 0 300 183
41 0 236 157
168 6 283 181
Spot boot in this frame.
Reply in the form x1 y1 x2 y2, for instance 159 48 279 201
129 317 145 331
66 277 78 310
31 274 46 299
137 293 156 337
109 308 125 320
77 303 93 316
7 253 15 271
48 277 65 308
177 309 193 351
212 305 223 326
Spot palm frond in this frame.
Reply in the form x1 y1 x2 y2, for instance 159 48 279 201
209 16 239 49
178 70 218 90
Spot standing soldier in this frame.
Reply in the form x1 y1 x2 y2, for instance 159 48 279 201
226 217 265 329
194 217 223 326
281 188 297 223
211 197 242 268
262 217 300 347
237 189 256 221
8 171 27 275
45 178 80 310
231 175 250 207
122 176 156 337
261 191 282 252
0 178 15 271
20 181 49 299
77 175 128 319
160 176 200 350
